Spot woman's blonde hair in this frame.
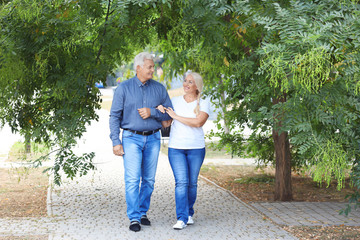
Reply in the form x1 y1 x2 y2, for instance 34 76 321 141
185 71 203 115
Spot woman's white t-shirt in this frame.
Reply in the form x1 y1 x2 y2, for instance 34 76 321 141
168 96 210 149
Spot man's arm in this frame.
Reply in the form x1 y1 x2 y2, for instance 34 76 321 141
149 87 173 121
109 86 124 147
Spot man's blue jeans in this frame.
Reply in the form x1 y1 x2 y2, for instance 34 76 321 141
122 130 161 222
168 147 206 223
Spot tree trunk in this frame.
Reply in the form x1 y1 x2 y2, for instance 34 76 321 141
272 129 293 201
219 79 230 134
220 91 230 134
272 94 293 201
25 133 31 154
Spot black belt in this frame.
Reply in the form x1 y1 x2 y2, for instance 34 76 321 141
124 129 160 136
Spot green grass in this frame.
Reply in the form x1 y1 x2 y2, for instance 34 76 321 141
204 143 234 159
199 165 218 173
160 143 168 156
234 175 275 184
160 142 235 159
7 141 50 162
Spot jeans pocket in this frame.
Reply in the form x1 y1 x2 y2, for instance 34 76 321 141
123 130 134 138
154 131 161 140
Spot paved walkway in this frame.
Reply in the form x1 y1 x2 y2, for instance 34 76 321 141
251 202 359 227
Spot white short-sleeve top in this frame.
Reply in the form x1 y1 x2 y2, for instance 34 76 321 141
168 95 210 149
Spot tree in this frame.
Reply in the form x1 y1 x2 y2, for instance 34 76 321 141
158 0 360 204
0 0 171 185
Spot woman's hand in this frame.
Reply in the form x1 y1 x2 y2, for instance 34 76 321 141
165 107 178 119
165 107 209 128
156 105 165 113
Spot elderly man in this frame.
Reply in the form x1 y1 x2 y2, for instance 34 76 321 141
109 52 172 232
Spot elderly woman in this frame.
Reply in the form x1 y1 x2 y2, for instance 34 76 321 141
158 71 210 230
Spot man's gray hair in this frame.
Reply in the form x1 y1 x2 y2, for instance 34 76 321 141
134 52 154 71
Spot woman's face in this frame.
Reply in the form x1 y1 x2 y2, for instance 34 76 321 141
183 74 198 94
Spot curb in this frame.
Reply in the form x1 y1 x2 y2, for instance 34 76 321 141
46 173 53 217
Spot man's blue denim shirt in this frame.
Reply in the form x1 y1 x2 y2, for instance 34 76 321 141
109 76 173 146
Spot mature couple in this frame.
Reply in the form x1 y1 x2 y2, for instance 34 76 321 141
109 52 210 232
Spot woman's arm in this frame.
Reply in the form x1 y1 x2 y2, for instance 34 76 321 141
165 107 209 128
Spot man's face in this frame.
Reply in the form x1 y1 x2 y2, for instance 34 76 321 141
137 59 155 82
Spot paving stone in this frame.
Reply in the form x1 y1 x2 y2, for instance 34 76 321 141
251 202 360 227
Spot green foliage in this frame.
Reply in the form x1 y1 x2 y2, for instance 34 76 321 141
0 0 108 184
259 47 333 93
0 0 174 184
340 161 360 216
292 48 332 92
245 134 275 166
310 140 351 190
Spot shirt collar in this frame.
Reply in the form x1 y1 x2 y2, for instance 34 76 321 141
134 75 151 87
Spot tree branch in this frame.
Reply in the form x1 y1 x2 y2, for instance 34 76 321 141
95 0 112 64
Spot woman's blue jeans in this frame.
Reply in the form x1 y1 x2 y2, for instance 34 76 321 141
168 147 205 223
122 130 161 223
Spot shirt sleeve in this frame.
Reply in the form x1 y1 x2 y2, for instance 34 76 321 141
109 85 124 146
150 86 173 121
200 98 211 115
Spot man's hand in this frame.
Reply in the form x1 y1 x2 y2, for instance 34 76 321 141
113 144 125 156
156 105 165 113
138 107 151 119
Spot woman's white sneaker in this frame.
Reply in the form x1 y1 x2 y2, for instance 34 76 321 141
173 220 187 230
187 216 194 225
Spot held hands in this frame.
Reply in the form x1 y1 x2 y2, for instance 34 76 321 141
113 144 124 156
164 107 177 119
156 105 177 119
138 106 176 119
